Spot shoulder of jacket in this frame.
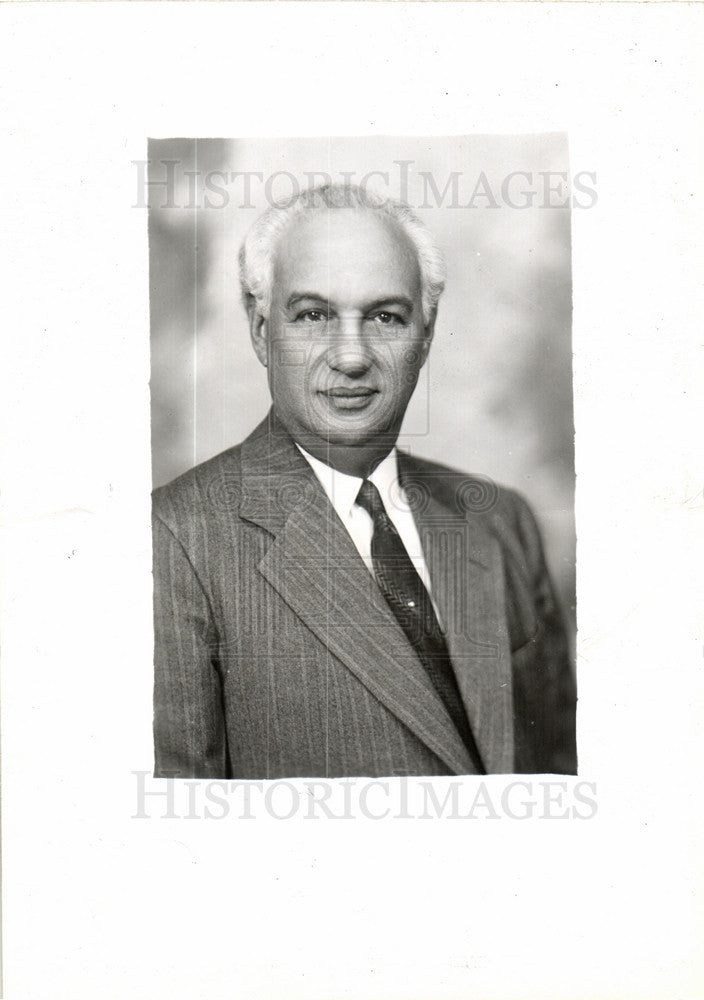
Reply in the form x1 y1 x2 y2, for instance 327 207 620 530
398 450 531 520
152 443 244 527
398 449 542 560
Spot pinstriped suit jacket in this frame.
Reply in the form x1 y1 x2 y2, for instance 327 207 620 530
152 411 577 779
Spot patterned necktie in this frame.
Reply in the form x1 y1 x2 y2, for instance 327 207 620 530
355 479 484 771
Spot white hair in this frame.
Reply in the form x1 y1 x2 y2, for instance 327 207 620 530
239 183 446 325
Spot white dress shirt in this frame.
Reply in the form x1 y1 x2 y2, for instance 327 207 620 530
296 444 438 609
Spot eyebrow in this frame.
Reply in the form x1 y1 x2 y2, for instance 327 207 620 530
286 293 328 310
285 293 415 312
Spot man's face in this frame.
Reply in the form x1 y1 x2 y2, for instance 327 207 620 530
249 208 435 452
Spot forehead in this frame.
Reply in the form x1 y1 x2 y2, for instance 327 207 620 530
272 208 422 303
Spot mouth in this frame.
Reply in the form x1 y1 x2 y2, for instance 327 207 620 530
322 386 377 399
318 386 379 411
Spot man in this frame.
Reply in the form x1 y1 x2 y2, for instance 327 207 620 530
152 183 577 779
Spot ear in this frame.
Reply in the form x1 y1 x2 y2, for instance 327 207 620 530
419 307 437 367
247 298 268 368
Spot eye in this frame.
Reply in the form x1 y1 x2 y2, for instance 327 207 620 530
373 311 405 326
296 309 328 323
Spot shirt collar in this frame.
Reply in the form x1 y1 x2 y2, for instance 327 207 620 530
296 444 402 520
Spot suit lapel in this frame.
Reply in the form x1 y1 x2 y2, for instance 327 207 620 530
238 416 476 775
399 454 515 774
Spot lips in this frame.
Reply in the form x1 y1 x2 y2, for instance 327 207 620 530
318 385 379 412
322 386 377 398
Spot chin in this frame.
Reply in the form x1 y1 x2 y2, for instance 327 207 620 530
319 420 398 448
312 400 402 445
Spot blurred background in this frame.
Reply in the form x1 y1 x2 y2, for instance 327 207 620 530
148 135 575 632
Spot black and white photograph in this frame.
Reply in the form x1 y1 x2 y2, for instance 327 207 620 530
149 136 579 779
2 4 702 999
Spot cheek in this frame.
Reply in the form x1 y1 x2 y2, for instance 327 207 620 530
270 358 314 403
393 343 427 385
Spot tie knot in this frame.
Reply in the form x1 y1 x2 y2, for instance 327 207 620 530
356 479 385 520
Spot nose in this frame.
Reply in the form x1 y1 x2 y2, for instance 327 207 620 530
327 315 372 379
